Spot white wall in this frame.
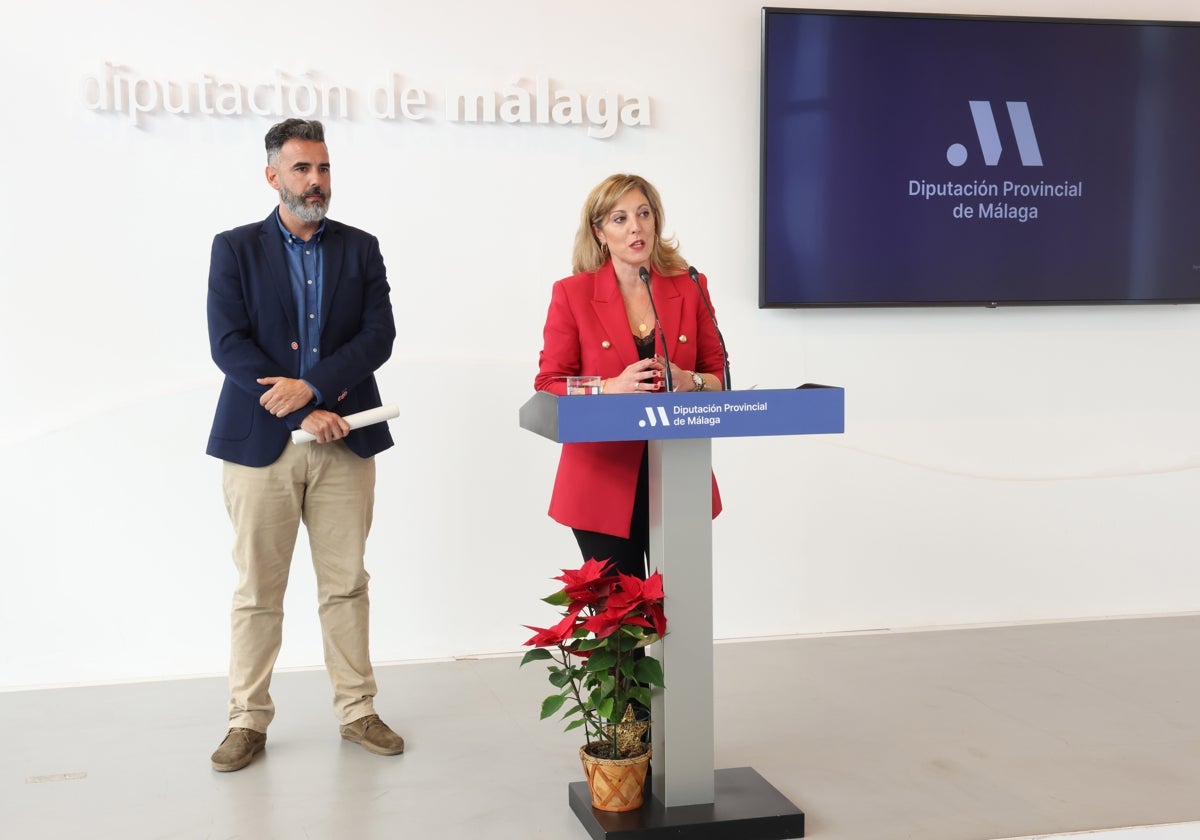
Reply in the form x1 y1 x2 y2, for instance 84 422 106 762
2 0 1198 689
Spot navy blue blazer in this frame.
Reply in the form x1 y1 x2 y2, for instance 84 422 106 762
206 211 396 467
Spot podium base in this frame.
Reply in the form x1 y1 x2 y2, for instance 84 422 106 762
568 767 805 839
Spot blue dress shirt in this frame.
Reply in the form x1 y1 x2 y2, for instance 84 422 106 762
275 210 325 403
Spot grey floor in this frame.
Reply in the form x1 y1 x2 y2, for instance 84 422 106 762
3 615 1199 840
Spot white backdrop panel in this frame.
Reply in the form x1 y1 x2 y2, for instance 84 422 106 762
2 0 1198 688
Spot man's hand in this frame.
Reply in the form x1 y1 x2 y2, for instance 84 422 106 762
257 377 315 417
299 410 351 444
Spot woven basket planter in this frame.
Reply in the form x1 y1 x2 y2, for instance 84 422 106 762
578 745 651 812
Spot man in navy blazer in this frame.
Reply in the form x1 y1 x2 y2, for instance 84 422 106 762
206 118 404 772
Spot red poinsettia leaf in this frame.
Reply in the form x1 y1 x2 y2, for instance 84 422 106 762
603 590 638 614
582 609 626 639
647 603 667 637
564 585 609 606
554 557 613 589
613 572 648 602
525 627 563 647
555 558 620 606
608 571 664 615
522 625 554 647
642 571 666 601
521 610 582 647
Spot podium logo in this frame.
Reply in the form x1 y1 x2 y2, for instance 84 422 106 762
639 406 671 428
947 101 1043 167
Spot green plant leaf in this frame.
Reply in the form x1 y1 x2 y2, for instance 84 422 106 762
539 694 567 719
520 648 553 666
548 669 573 688
629 686 652 709
564 719 585 733
593 673 615 694
567 670 589 687
585 650 617 671
542 590 570 606
636 657 665 687
596 696 615 720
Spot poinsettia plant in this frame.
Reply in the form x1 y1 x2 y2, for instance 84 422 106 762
520 558 667 759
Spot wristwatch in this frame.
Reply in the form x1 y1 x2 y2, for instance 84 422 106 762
691 371 705 392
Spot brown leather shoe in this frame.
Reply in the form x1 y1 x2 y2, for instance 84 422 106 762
211 728 266 772
339 714 405 755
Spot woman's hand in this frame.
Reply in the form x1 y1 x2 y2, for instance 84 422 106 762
667 362 693 391
665 363 718 392
604 357 665 393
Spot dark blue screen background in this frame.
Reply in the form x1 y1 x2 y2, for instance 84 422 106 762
760 10 1200 306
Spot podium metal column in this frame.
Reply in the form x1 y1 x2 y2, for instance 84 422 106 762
648 437 715 807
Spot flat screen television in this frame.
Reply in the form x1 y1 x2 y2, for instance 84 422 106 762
760 8 1200 307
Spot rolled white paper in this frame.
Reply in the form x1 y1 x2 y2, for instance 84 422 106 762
291 404 400 444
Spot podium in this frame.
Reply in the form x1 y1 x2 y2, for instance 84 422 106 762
520 386 844 840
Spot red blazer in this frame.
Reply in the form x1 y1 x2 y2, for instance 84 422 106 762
534 261 725 537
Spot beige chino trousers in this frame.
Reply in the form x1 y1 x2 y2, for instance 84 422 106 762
222 439 378 731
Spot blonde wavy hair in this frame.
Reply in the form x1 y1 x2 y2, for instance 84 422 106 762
571 174 688 275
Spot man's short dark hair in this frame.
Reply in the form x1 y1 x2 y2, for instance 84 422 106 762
265 119 326 163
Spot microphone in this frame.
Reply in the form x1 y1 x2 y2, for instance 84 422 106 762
688 266 731 390
639 266 674 393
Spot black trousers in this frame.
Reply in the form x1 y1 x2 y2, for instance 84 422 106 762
571 449 650 578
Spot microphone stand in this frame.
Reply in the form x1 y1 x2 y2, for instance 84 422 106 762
688 266 731 390
639 266 674 393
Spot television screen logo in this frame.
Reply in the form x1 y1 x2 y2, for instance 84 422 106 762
948 101 1043 167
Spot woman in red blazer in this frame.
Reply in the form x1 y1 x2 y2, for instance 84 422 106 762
534 174 726 576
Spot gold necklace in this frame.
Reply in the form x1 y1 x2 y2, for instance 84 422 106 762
626 295 652 335
635 306 652 335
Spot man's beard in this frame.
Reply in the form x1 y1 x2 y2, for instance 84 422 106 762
280 183 331 223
